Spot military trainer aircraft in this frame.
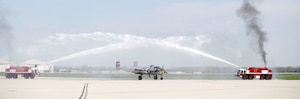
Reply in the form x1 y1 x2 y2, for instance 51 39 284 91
132 65 167 80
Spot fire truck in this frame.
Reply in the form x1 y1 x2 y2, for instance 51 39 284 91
235 67 272 80
5 66 40 79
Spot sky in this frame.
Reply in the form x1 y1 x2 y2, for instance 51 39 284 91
0 0 299 67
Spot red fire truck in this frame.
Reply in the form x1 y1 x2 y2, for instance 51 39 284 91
235 67 272 80
5 66 40 79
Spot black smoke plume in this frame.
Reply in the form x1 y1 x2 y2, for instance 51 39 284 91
0 2 13 61
237 0 267 67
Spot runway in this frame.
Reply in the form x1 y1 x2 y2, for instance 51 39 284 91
0 77 300 99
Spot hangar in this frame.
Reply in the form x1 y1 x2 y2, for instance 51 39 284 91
0 59 10 72
21 59 54 73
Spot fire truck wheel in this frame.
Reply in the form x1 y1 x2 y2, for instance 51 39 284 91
265 75 271 80
13 74 18 79
249 75 254 80
9 74 13 79
246 75 250 79
260 75 265 80
30 74 35 79
242 76 247 80
24 74 29 79
6 74 11 79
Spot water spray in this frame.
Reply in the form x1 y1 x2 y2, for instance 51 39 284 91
48 41 140 64
48 34 240 68
155 40 240 68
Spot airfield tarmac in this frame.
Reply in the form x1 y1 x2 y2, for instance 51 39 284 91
0 77 299 99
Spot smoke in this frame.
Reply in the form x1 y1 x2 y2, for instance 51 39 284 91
0 1 13 61
237 0 267 67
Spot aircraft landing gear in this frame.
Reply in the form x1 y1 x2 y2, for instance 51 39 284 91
154 75 158 80
154 75 164 80
138 74 142 80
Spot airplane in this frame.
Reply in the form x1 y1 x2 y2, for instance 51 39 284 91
132 65 168 80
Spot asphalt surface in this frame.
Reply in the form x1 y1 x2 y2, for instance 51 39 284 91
0 77 299 99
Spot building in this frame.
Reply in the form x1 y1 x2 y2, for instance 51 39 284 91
21 59 54 73
0 59 10 72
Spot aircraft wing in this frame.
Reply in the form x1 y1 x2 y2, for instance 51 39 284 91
131 68 148 74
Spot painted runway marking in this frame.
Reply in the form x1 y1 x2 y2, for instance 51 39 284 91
79 83 88 99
